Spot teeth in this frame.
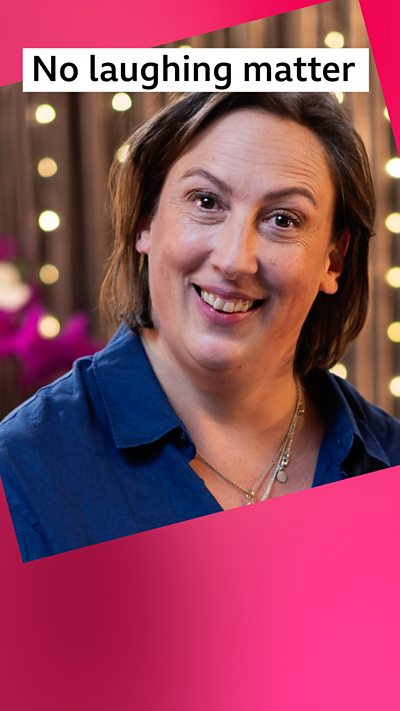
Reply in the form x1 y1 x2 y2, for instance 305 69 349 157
200 289 253 313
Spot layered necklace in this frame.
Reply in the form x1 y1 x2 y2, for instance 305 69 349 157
196 379 305 505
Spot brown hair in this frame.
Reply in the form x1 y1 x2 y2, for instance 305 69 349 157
101 92 375 375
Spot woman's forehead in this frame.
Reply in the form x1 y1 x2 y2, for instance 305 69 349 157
164 108 335 205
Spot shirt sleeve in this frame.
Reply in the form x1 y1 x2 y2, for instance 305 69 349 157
0 471 52 563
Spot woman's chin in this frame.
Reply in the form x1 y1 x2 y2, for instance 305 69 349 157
187 342 249 375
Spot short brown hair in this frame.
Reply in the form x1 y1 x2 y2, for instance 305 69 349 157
101 92 375 375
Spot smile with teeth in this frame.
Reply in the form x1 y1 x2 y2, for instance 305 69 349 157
199 289 254 313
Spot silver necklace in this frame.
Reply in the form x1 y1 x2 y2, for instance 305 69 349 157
196 380 305 505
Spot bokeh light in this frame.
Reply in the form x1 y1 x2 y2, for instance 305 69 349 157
389 376 400 397
324 31 344 48
35 104 56 124
387 322 400 343
385 213 400 233
38 314 61 339
38 210 60 232
385 267 400 288
385 158 400 178
329 363 348 379
39 264 60 285
37 157 58 178
112 93 132 111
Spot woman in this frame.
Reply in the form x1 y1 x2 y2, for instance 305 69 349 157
1 92 399 562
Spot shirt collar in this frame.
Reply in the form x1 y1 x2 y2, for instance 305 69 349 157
93 325 391 467
306 369 391 468
93 324 183 449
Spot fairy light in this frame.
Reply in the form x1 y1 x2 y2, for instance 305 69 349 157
38 314 61 339
324 31 344 48
387 322 400 343
385 158 400 178
385 267 400 288
35 104 56 124
37 157 58 178
38 210 60 232
329 363 348 379
116 143 130 163
112 93 132 111
389 376 400 397
385 213 400 233
39 264 60 285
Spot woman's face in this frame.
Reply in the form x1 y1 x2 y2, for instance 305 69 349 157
136 108 347 379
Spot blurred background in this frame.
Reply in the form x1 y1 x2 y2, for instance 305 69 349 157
1 0 400 419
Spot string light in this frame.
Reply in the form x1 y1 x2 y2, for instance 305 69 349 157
38 210 60 232
116 143 130 163
37 314 61 339
385 213 400 233
389 377 400 397
387 322 400 343
112 93 132 111
324 31 344 48
385 157 400 178
329 363 348 379
37 157 58 178
35 104 56 124
39 264 59 285
385 267 400 288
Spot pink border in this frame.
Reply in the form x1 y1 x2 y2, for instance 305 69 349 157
2 465 400 709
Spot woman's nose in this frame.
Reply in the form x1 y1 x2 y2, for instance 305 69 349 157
210 217 258 279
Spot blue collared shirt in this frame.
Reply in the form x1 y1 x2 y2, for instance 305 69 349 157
1 324 399 562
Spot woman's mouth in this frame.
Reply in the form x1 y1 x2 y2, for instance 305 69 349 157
193 286 263 313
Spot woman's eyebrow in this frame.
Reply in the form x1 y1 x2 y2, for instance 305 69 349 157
262 187 317 207
180 168 317 206
180 168 232 195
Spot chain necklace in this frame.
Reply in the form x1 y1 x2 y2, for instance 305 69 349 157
196 379 305 505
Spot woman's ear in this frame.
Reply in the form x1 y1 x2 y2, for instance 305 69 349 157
135 215 153 255
319 229 350 295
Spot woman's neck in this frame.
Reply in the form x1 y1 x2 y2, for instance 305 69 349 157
140 328 299 438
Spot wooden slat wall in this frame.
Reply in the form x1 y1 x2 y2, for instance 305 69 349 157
1 0 399 417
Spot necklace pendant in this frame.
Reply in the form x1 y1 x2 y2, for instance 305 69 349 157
245 489 256 504
276 470 288 484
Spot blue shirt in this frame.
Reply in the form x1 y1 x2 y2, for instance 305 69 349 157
0 324 399 562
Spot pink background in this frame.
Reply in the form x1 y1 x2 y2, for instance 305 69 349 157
1 0 400 709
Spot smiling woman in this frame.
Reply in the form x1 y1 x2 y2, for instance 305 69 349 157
134 109 340 383
1 92 400 561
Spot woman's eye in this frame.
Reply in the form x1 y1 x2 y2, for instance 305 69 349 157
198 195 216 209
273 213 297 229
189 191 222 211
